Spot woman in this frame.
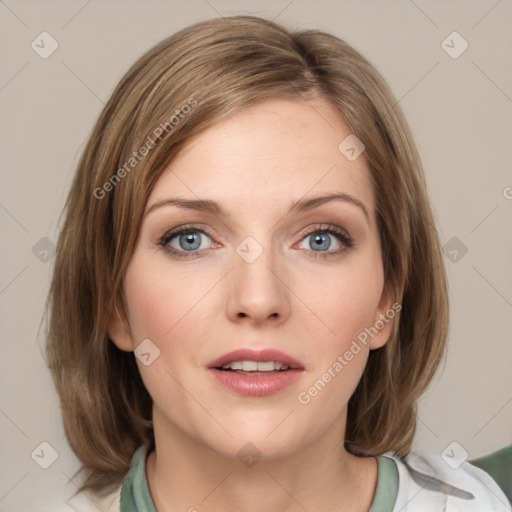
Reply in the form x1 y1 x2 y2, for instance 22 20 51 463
45 15 511 512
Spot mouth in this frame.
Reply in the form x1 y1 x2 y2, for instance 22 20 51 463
216 359 297 376
207 348 304 397
208 348 304 372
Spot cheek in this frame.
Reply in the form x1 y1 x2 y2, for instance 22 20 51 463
123 251 211 343
122 250 220 406
122 253 209 416
295 267 379 419
298 256 384 349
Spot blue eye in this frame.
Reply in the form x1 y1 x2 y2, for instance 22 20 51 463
158 223 353 260
297 225 354 259
160 226 213 258
174 231 208 251
304 232 333 251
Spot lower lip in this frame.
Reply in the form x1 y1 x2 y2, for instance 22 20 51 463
208 368 303 397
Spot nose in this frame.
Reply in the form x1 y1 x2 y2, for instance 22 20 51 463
226 241 291 326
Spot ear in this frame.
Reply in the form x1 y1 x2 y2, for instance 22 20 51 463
369 281 396 350
107 295 134 352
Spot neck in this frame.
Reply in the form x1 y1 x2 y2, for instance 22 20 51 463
146 407 378 512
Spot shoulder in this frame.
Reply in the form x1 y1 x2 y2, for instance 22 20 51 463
64 445 148 512
65 483 121 512
384 449 512 511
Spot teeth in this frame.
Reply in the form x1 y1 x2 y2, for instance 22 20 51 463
243 361 258 371
221 361 290 371
255 361 275 371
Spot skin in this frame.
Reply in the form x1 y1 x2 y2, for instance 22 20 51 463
109 96 394 512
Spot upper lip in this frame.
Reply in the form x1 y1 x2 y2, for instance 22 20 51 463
209 348 304 370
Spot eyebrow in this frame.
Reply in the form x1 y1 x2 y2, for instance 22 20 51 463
145 192 370 225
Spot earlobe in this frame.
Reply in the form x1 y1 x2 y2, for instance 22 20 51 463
370 282 395 350
107 298 134 352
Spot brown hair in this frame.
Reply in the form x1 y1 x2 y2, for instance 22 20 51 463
44 14 449 494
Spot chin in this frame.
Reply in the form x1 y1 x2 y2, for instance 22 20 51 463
207 434 302 465
198 414 314 463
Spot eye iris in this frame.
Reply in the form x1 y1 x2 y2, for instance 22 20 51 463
311 233 331 251
180 232 201 251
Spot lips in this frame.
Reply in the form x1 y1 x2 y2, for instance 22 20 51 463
207 348 305 397
208 348 305 370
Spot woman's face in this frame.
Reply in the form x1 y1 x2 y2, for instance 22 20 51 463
110 96 393 461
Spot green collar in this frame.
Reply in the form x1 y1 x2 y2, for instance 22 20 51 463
120 446 156 512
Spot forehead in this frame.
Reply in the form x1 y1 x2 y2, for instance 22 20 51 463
148 97 375 220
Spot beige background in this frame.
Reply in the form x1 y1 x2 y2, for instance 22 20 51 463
1 0 511 510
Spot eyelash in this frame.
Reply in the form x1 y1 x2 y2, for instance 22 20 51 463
157 223 354 260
